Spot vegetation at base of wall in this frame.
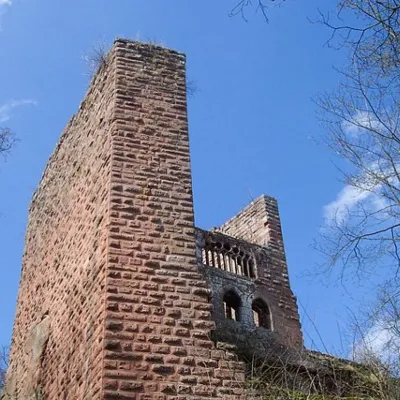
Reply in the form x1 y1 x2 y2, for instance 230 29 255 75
242 348 391 400
246 380 387 400
247 383 376 400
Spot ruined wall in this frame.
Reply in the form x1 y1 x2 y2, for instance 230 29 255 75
5 38 384 400
217 195 285 252
6 52 115 399
215 195 303 348
102 40 245 400
7 40 247 400
196 229 303 349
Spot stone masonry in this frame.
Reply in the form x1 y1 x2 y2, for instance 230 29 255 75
211 195 303 348
5 39 303 400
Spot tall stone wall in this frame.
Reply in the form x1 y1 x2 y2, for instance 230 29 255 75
6 51 115 399
6 40 246 400
102 40 244 400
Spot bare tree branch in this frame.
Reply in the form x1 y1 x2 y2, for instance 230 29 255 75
315 56 400 281
0 127 16 160
230 0 286 22
0 345 9 391
314 7 400 372
320 1 400 76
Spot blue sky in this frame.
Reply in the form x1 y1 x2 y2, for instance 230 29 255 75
0 0 373 355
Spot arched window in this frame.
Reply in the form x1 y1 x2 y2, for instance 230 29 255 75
252 299 271 329
223 290 241 322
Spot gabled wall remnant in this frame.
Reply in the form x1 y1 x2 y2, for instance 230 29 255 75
196 228 303 348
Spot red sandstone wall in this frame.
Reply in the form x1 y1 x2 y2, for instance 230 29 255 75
102 40 244 400
216 195 282 250
7 55 115 398
7 40 246 400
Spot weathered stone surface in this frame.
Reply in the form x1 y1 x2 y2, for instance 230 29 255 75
7 45 113 398
23 316 51 398
7 40 246 399
196 226 303 348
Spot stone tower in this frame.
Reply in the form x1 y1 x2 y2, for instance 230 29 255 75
5 40 303 400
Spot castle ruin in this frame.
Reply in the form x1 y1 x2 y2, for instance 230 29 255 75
3 40 387 400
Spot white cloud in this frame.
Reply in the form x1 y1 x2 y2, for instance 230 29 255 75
342 110 385 137
323 110 394 226
0 0 12 29
322 158 397 225
0 99 37 123
352 321 400 364
323 185 376 225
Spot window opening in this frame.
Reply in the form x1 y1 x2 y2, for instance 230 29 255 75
252 299 271 329
223 291 241 322
202 240 256 278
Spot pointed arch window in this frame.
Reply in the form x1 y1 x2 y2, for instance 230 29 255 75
252 299 271 330
223 290 241 322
